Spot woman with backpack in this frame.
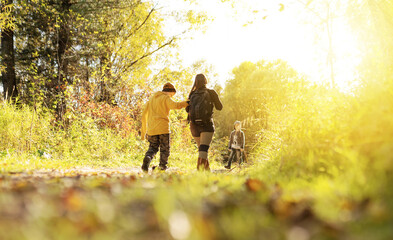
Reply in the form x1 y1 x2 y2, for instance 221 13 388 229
187 73 223 171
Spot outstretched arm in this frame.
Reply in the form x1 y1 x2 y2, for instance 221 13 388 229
166 96 188 109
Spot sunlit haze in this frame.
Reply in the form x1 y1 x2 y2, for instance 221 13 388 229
161 0 362 91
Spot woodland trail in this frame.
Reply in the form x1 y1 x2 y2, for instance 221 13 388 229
0 166 233 179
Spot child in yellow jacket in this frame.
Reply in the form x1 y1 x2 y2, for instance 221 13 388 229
141 83 188 172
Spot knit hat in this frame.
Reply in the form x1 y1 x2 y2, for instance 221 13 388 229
162 82 176 93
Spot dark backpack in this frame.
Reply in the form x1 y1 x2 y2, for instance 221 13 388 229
189 89 213 126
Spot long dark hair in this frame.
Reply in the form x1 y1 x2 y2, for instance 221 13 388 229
188 73 207 99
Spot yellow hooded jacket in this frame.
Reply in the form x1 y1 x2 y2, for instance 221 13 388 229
141 91 188 139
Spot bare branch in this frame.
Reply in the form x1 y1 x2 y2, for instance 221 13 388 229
115 37 176 79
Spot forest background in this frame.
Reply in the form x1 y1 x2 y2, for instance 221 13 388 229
1 0 393 239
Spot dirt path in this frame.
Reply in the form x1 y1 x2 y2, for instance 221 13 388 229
1 166 232 179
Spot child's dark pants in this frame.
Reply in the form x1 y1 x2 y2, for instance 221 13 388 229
144 134 170 169
227 149 242 168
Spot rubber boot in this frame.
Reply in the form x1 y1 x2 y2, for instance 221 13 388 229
141 156 151 173
197 157 203 171
203 158 210 171
225 153 233 169
225 159 232 169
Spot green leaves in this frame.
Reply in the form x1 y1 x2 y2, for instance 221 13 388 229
8 0 208 121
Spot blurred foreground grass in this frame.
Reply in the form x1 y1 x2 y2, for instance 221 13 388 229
1 154 392 240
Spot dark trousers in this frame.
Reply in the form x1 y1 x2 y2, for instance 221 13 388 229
227 149 242 168
145 134 170 168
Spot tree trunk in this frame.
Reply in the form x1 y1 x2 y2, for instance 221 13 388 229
1 0 17 101
55 0 71 121
98 17 115 105
99 53 114 104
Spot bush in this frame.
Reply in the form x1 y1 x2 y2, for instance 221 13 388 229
0 100 143 170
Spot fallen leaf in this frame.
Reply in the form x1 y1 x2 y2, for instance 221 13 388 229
62 188 84 212
245 178 266 192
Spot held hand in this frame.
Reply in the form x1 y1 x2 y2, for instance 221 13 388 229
141 133 147 141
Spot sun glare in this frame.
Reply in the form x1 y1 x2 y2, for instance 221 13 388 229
174 0 362 92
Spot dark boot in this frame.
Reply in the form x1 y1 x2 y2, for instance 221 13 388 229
197 157 203 171
225 159 232 169
158 163 168 171
141 156 151 172
225 153 233 169
158 158 168 171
